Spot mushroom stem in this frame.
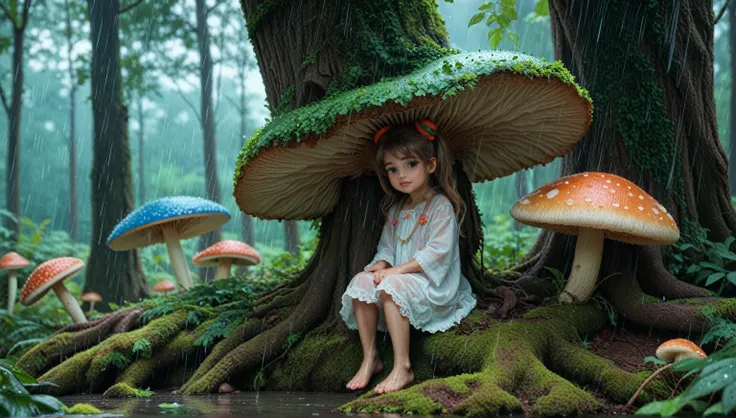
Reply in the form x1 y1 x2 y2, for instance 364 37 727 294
162 226 193 291
88 301 96 315
7 270 16 314
214 259 233 281
52 282 87 324
626 363 673 408
559 227 605 304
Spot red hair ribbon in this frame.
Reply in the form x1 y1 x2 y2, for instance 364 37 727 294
373 119 437 144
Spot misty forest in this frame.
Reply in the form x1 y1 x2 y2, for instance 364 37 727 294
1 0 736 417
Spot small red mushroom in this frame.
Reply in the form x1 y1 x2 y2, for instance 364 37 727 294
192 240 261 281
0 252 30 314
20 257 87 323
152 280 176 297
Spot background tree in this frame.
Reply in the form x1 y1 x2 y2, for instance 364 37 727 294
84 0 148 308
729 0 736 195
0 0 34 237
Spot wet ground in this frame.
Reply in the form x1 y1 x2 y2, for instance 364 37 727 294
56 391 643 418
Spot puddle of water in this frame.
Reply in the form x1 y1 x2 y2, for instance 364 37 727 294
57 391 443 418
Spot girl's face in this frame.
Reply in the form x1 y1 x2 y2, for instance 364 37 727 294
383 151 437 197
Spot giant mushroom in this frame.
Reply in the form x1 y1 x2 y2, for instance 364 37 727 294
510 172 680 304
0 252 30 314
107 196 231 292
233 51 593 220
192 240 261 281
20 257 87 323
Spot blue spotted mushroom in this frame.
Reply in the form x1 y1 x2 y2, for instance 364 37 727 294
107 196 231 291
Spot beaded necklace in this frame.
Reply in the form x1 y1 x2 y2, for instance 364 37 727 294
395 194 432 245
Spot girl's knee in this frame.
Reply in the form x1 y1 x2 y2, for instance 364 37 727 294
378 290 394 305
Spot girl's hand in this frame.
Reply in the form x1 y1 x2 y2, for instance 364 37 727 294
373 267 398 285
365 260 389 272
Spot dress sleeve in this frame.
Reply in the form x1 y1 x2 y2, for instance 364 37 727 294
413 204 458 286
364 207 395 270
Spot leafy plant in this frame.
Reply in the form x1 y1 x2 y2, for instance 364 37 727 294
462 0 549 49
0 359 64 417
636 338 736 416
667 234 736 294
477 214 537 270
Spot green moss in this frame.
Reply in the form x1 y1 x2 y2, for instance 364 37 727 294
103 382 153 398
710 298 736 317
233 51 591 190
16 332 73 377
62 403 103 414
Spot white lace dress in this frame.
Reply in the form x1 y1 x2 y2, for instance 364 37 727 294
340 194 477 333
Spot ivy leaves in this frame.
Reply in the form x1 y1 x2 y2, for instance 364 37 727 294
0 360 64 417
466 0 549 49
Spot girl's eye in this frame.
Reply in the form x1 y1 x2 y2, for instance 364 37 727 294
408 161 418 168
388 168 397 174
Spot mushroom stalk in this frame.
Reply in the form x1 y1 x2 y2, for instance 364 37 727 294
52 282 87 323
7 270 16 314
559 227 605 304
162 226 193 291
88 301 96 315
214 259 233 281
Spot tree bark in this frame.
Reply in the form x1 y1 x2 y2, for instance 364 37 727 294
137 94 145 206
195 0 222 282
65 0 78 242
729 1 736 196
237 58 254 246
283 221 300 255
85 0 149 309
513 170 529 231
519 0 736 321
3 22 27 238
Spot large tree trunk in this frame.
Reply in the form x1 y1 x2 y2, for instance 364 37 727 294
237 61 254 246
283 221 300 255
512 170 529 231
729 2 736 196
4 26 26 238
517 0 736 325
137 94 145 206
195 0 222 282
84 0 149 309
66 0 78 242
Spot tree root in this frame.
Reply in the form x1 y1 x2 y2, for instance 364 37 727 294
485 286 517 318
252 289 302 318
33 310 189 395
635 246 712 299
176 318 264 392
338 304 656 416
17 307 144 377
103 320 215 397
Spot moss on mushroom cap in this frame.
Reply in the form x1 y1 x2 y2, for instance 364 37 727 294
234 50 593 221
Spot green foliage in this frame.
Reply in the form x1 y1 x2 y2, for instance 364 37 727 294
477 214 537 269
132 338 152 359
0 360 65 417
636 339 736 416
235 50 590 189
100 351 131 372
193 309 248 348
0 308 63 359
667 233 736 294
465 0 549 49
700 306 736 346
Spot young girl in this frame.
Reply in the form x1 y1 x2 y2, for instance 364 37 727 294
340 120 477 394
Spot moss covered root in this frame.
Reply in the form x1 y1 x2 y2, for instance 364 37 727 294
312 304 651 416
36 311 188 395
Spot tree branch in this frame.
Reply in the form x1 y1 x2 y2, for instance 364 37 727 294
0 83 10 115
173 83 202 127
118 0 145 15
205 0 227 15
0 2 17 28
19 0 33 30
715 0 732 24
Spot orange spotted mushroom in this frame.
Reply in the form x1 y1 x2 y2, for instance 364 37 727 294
511 172 680 304
192 240 261 281
152 279 176 296
0 252 30 314
20 257 87 323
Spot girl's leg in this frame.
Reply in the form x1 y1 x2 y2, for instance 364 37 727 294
346 299 384 390
374 291 414 394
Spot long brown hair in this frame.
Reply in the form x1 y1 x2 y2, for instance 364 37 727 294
375 124 466 227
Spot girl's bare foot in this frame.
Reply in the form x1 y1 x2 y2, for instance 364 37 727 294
346 356 384 390
374 364 414 394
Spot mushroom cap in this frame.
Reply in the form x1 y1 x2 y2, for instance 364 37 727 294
192 240 262 267
234 51 592 220
107 196 231 251
0 252 30 270
81 292 102 302
152 279 176 293
20 257 85 305
510 172 680 245
655 338 707 363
